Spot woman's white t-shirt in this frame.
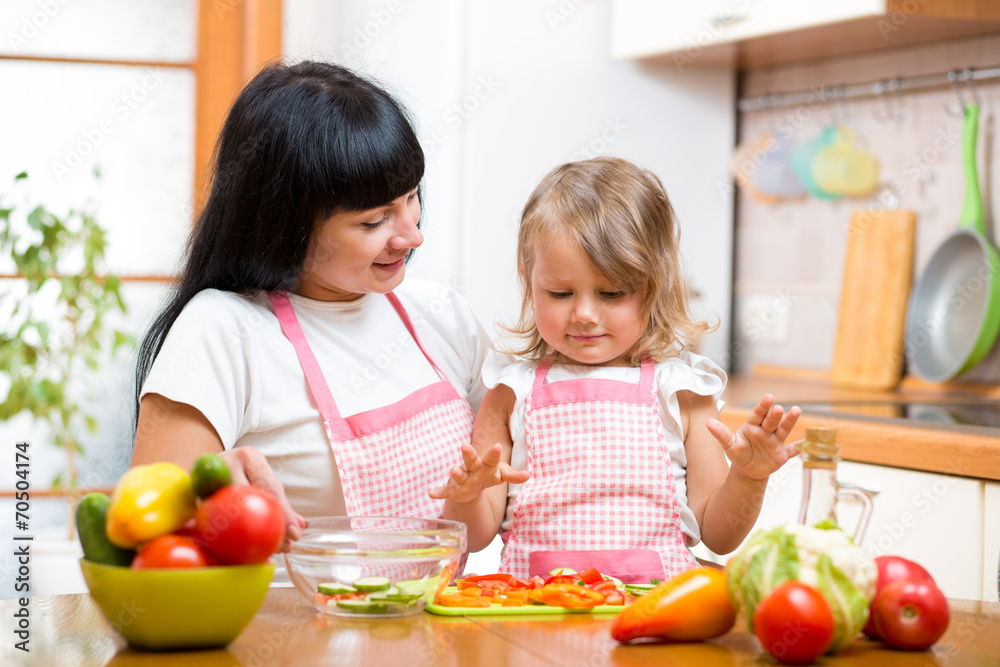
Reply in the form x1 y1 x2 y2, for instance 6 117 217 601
481 349 727 545
141 279 489 518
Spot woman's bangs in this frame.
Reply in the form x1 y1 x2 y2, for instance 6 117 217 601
324 111 424 213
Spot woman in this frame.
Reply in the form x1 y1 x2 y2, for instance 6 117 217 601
131 61 489 542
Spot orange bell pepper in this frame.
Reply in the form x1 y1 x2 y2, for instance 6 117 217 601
530 584 606 609
611 567 736 643
435 593 491 608
502 590 530 606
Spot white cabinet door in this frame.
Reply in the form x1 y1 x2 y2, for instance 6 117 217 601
611 0 886 60
696 459 986 601
839 462 984 601
983 482 1000 603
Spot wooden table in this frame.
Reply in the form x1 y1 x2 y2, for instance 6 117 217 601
5 587 1000 666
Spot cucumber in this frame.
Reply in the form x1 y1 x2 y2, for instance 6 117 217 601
75 492 135 567
383 593 422 604
366 586 400 600
190 453 233 499
318 582 357 596
352 576 392 592
337 599 388 614
548 567 577 576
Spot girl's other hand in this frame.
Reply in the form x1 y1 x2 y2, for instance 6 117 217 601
705 394 801 480
221 447 308 551
428 443 530 503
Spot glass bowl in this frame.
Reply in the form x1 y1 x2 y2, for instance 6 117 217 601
284 517 466 618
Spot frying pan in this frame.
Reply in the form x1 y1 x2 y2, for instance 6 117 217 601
905 104 1000 382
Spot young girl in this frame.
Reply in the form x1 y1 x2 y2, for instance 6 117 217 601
430 157 800 582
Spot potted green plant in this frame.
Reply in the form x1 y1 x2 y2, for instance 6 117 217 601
0 171 132 539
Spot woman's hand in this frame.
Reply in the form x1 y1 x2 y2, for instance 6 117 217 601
705 394 801 481
220 448 308 550
428 443 530 504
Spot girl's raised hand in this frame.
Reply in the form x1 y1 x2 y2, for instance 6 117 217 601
428 443 530 503
705 394 801 480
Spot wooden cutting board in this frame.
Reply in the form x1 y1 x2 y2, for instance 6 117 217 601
831 209 917 390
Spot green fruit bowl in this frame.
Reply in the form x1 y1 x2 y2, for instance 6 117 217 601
79 559 274 650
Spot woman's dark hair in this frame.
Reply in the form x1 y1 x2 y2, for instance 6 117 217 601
133 60 424 428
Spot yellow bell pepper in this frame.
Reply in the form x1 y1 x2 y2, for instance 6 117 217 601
106 462 197 548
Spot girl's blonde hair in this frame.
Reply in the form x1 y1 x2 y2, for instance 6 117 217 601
503 157 713 365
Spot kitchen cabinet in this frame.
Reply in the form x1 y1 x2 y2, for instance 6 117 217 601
983 482 1000 603
611 0 1000 68
692 458 986 601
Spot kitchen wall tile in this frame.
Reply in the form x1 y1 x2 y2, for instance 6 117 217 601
735 34 1000 383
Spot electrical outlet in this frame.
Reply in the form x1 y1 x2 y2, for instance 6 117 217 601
739 292 793 344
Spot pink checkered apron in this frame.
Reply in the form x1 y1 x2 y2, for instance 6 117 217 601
498 356 699 584
269 291 472 519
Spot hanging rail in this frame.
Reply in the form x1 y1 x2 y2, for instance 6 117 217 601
737 65 1000 113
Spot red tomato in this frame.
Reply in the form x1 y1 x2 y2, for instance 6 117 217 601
194 485 285 564
754 581 835 665
864 555 936 638
871 579 950 650
131 534 214 569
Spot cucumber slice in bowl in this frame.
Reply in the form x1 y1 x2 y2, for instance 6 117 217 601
352 576 392 593
337 599 389 614
317 582 357 596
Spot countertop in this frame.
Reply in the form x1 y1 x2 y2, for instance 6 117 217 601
719 367 1000 481
7 587 1000 666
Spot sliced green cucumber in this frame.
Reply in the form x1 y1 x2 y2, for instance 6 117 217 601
318 582 357 596
623 583 657 597
548 567 577 576
365 586 401 600
353 576 392 592
383 601 412 614
383 593 422 604
337 599 388 614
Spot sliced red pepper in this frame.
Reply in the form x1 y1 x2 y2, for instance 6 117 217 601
544 574 580 586
589 580 619 593
577 568 604 585
602 591 625 606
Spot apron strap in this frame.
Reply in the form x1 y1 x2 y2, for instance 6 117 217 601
268 291 342 422
385 292 448 382
638 355 655 397
269 290 451 424
531 354 557 396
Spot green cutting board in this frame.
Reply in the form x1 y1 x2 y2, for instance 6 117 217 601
424 587 626 616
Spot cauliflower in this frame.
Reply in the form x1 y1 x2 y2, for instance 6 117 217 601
725 521 877 653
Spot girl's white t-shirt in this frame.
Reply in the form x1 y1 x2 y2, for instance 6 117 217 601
141 279 489 519
481 349 727 545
